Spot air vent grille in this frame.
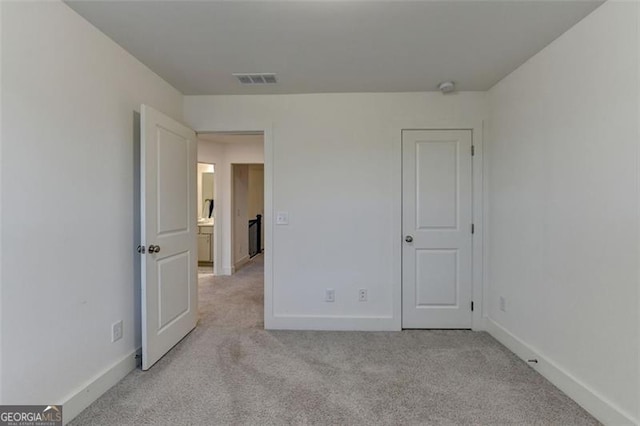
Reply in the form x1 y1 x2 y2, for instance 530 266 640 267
234 73 277 85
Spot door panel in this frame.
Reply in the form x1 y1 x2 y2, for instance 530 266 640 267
156 127 189 234
158 252 190 330
416 140 458 229
415 249 458 306
402 130 472 329
141 104 197 370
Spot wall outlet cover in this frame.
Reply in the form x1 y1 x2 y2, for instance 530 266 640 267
499 296 506 312
276 211 289 225
358 288 367 302
112 320 123 342
325 288 335 302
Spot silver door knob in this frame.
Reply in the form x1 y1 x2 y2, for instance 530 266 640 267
149 245 161 253
405 235 413 243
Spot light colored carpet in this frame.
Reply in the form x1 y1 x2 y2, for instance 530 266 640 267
71 255 598 425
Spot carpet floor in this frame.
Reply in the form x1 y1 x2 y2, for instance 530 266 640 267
71 255 598 425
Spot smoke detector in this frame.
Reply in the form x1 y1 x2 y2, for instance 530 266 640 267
233 73 277 85
438 81 455 93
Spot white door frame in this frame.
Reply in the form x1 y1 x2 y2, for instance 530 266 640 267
195 125 274 329
197 161 215 267
397 121 485 331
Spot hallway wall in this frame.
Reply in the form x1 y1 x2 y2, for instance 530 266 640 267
248 164 265 250
233 164 249 266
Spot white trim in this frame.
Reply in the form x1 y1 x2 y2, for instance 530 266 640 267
486 319 637 426
0 1 3 404
233 254 250 272
481 119 492 330
472 123 485 330
230 163 236 276
61 348 140 425
636 3 640 423
636 2 640 424
269 315 396 331
211 162 220 277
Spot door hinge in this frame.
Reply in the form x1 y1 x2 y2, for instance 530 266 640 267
471 301 474 312
471 223 475 234
471 145 475 156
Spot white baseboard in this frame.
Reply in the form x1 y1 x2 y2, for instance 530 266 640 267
266 315 400 331
61 347 140 425
486 319 637 426
233 255 250 273
218 266 233 276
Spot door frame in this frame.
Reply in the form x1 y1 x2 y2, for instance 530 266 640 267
398 121 485 331
195 125 274 329
197 160 216 267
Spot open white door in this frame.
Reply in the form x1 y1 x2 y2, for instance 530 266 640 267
140 104 197 370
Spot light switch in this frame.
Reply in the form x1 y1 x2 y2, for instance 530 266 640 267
276 211 289 225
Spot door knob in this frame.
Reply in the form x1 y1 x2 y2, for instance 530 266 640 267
405 235 413 243
149 245 161 253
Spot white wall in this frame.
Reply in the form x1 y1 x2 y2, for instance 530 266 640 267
1 1 183 420
248 164 265 250
0 0 4 404
198 136 264 275
486 1 639 424
233 164 249 266
185 92 487 330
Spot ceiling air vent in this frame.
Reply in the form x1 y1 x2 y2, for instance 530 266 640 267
233 73 277 85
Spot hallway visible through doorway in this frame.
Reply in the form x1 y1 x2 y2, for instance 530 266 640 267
198 254 264 329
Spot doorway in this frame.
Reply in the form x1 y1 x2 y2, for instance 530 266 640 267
401 129 473 329
197 162 215 274
196 132 266 327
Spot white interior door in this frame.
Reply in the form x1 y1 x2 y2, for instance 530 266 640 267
140 104 197 370
402 130 473 328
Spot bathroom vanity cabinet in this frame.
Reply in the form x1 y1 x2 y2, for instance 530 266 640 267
197 225 214 263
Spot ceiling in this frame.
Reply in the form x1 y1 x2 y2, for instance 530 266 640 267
66 1 603 95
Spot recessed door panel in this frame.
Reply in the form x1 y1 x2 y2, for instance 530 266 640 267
158 252 190 330
415 250 457 307
157 127 189 235
416 140 458 229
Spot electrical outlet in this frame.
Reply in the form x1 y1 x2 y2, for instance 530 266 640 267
325 288 335 302
358 288 367 302
499 296 506 312
112 320 123 342
276 211 289 225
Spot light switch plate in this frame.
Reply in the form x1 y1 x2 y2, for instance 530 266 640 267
276 211 289 225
